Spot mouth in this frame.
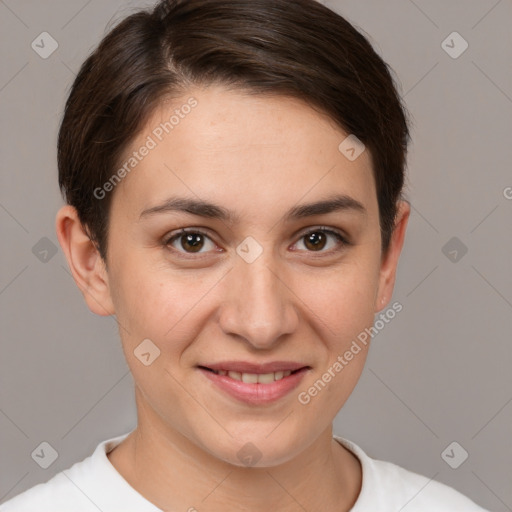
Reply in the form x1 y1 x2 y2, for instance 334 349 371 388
198 366 306 384
197 362 311 405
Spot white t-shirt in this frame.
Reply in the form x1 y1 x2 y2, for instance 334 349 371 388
0 431 490 512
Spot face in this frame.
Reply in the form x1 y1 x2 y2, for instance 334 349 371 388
66 85 408 467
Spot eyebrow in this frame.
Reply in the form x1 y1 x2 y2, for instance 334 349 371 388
139 194 367 223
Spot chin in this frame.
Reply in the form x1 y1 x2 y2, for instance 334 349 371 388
196 424 312 469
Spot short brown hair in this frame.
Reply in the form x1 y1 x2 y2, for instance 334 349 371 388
58 0 411 263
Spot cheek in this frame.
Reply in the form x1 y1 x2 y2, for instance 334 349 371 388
110 269 195 409
294 266 378 420
116 278 179 342
110 257 218 357
301 260 380 345
112 245 380 352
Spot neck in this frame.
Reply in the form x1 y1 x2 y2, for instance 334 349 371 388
108 391 362 511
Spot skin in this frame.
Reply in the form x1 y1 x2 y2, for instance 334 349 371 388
56 84 410 511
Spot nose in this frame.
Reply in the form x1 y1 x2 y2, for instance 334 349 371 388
218 253 299 349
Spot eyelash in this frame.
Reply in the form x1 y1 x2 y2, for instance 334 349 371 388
163 226 350 259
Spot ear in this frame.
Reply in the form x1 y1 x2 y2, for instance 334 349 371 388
374 199 410 312
56 205 115 316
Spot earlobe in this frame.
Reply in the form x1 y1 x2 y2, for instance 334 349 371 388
55 205 115 316
374 200 410 312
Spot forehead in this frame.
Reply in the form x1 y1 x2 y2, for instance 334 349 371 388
112 85 377 222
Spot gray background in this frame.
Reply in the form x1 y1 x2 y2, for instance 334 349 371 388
0 0 511 510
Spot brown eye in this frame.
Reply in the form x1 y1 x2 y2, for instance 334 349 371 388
179 233 204 252
165 229 216 254
304 231 327 251
294 228 348 253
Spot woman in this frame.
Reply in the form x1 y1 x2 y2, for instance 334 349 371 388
0 0 490 510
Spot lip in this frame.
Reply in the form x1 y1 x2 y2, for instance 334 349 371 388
198 362 310 405
201 360 307 374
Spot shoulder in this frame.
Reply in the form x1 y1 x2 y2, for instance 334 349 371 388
0 432 134 512
334 436 490 512
368 457 488 511
0 462 94 512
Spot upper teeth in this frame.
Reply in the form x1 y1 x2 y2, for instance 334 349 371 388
212 370 292 383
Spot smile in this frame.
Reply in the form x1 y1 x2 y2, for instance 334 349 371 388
197 363 310 405
203 368 297 383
